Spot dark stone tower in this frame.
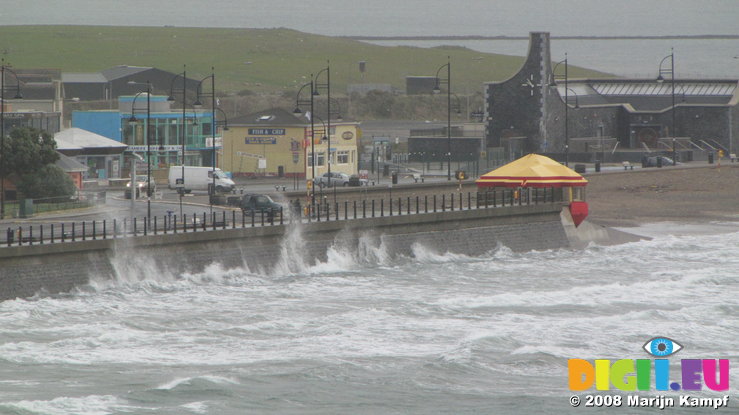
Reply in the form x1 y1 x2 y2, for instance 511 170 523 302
484 32 554 157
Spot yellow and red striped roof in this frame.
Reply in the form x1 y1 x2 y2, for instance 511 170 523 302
476 154 587 188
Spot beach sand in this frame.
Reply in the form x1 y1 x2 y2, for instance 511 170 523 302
584 164 739 227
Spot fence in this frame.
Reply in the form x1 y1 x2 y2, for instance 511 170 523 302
3 188 563 247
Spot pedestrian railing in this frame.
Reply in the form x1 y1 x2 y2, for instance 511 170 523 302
2 188 562 247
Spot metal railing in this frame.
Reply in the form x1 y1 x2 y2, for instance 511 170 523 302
2 189 562 247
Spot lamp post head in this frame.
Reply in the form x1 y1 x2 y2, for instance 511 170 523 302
13 92 22 99
167 95 176 102
128 115 138 125
293 107 302 114
656 74 665 83
193 99 203 108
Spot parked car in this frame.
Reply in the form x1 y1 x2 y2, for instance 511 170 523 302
240 193 283 221
314 172 368 187
125 175 156 199
643 156 679 167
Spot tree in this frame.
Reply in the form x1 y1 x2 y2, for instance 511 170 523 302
0 127 59 178
15 164 76 199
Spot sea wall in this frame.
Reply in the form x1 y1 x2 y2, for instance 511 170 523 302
0 204 569 301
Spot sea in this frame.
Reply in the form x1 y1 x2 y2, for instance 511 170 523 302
1 2 739 413
0 221 738 414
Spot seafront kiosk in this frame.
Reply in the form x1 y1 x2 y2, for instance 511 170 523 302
476 154 589 226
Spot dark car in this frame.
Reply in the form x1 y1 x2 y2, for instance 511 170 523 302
240 194 283 220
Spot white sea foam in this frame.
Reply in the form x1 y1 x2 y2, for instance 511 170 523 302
0 395 133 415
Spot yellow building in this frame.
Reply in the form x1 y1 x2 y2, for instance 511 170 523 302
223 108 361 179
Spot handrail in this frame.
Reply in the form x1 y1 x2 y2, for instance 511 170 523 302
1 189 564 248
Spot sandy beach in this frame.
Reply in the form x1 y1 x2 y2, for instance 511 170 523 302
584 164 739 227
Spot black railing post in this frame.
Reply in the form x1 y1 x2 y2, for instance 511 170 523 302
241 211 245 228
353 200 357 219
388 197 392 216
261 210 265 226
280 207 284 225
425 195 428 213
381 199 384 216
82 221 87 240
29 225 33 245
18 227 22 246
371 200 375 218
6 227 10 247
62 223 66 242
143 218 147 236
416 196 419 214
468 192 471 210
344 201 347 220
232 211 236 229
407 197 411 215
51 223 55 243
251 210 255 227
317 204 321 222
40 225 44 244
334 202 338 221
442 194 446 212
153 217 157 235
433 195 437 212
451 193 454 211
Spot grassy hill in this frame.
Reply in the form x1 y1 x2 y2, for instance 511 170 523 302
0 25 608 94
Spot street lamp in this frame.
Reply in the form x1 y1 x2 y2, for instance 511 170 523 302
314 62 332 177
294 76 315 212
0 58 22 220
551 54 570 166
127 81 153 220
433 56 452 180
168 65 191 218
657 49 677 165
194 67 218 212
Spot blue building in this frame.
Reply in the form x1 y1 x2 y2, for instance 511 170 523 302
73 95 220 172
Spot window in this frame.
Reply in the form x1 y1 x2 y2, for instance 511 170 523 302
337 150 349 164
307 152 325 167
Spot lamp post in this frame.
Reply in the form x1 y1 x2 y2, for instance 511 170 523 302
127 81 153 220
564 88 580 160
433 56 452 180
657 49 677 165
1 59 22 219
168 66 188 218
294 76 315 211
314 62 332 177
194 67 218 213
551 54 571 166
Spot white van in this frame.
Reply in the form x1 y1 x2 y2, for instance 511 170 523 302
168 166 236 193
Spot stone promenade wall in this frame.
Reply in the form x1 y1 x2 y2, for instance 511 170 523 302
0 204 569 301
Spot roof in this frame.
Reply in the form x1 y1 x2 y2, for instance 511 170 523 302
230 108 308 126
558 79 739 111
55 128 127 155
55 153 88 173
100 65 152 81
61 73 107 83
476 154 587 188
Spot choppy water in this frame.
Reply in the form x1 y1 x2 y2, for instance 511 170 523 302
0 221 738 414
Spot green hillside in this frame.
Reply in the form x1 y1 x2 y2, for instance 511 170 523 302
0 25 608 94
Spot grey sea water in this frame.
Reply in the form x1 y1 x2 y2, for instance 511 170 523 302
0 222 737 414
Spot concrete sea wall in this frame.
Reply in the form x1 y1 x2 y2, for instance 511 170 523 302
0 204 569 301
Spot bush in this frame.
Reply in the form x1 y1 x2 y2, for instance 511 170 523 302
16 165 77 199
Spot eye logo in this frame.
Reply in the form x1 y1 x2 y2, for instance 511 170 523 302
643 337 683 357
